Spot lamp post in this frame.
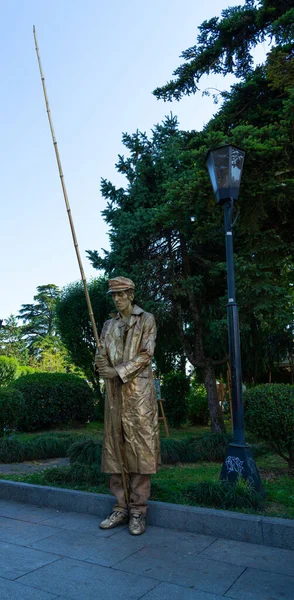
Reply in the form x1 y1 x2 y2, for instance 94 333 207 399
206 145 263 492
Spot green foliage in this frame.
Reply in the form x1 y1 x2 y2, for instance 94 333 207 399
16 365 36 377
56 278 111 387
160 432 231 464
184 477 265 511
0 356 19 386
160 439 184 464
244 384 294 473
0 315 28 365
43 464 108 487
68 438 102 465
153 0 293 101
188 382 209 425
93 393 105 422
151 1 294 387
161 371 190 428
0 433 81 463
12 373 94 432
18 284 60 348
0 388 25 436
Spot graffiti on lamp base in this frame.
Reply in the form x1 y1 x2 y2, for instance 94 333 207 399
225 456 244 474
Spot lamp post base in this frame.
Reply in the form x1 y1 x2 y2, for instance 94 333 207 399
220 443 264 495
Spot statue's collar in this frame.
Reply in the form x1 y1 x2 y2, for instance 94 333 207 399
112 304 144 324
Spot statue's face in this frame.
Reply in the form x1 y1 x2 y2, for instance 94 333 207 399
111 290 134 314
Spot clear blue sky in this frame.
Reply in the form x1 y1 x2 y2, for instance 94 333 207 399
1 0 268 320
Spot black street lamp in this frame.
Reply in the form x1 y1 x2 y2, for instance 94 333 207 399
206 145 263 493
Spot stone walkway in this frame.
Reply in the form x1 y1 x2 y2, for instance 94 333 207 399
0 458 69 476
0 499 293 599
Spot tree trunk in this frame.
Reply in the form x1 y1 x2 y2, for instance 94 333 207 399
201 363 226 433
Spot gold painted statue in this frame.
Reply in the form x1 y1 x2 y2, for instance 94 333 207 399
95 276 160 535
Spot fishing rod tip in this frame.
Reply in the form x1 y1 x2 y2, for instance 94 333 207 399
33 25 35 32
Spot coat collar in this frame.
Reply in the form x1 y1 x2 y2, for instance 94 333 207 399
113 304 144 327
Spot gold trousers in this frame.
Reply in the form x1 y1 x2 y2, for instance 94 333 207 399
110 473 151 515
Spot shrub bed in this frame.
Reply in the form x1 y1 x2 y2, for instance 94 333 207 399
12 373 94 431
244 383 294 475
68 433 233 467
0 433 83 463
184 477 265 511
0 388 25 436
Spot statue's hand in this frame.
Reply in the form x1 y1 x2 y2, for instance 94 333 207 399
95 355 108 370
95 355 118 379
99 366 118 380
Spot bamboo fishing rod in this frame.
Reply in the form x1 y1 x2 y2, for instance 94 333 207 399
33 26 129 504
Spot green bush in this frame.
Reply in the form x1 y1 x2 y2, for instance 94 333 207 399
193 432 231 462
184 477 265 511
68 438 102 465
43 463 108 487
0 356 19 386
160 432 231 464
0 433 82 463
0 388 25 436
161 371 190 428
12 373 94 432
0 439 26 462
244 384 294 475
188 382 209 425
16 366 36 378
92 392 105 422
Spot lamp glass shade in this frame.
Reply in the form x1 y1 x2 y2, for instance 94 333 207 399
205 145 245 204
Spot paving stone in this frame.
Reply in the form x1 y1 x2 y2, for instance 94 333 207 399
29 528 146 565
41 510 125 537
200 538 294 576
114 546 245 595
17 556 158 600
0 515 61 545
0 540 61 580
0 577 58 599
113 524 216 550
141 582 225 600
224 567 294 599
0 500 61 523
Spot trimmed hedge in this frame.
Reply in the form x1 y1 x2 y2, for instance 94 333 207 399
0 388 25 436
17 366 36 377
0 356 19 386
12 372 94 432
244 384 294 474
0 433 82 463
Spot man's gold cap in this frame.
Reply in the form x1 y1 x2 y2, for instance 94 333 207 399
107 276 135 294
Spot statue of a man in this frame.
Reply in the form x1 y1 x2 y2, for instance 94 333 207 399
95 276 160 535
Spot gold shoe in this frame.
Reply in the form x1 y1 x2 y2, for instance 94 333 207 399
129 513 146 535
99 510 129 529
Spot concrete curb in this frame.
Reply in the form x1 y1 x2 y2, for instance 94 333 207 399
0 480 293 551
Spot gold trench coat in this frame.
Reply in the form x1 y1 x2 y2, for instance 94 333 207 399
98 305 160 474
